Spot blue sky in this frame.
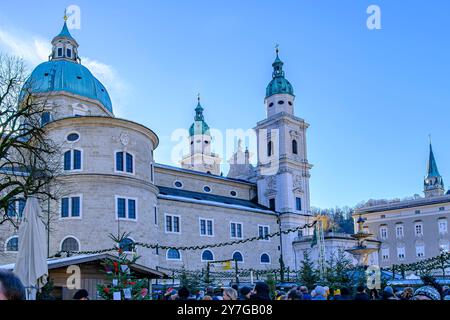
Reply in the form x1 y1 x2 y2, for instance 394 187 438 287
1 0 449 209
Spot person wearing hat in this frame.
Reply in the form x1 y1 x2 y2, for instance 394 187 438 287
330 289 341 300
413 286 441 300
311 285 326 300
73 289 89 300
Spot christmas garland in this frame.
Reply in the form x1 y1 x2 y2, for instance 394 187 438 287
55 220 317 256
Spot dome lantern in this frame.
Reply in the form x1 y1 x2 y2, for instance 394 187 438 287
50 11 80 63
265 46 294 99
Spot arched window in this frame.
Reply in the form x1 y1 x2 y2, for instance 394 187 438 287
267 141 273 157
232 251 243 262
5 236 18 252
119 238 135 252
201 250 214 261
292 140 298 155
260 253 271 264
64 149 82 171
167 248 181 260
66 48 72 58
61 237 80 252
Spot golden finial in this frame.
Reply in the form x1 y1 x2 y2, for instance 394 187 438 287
63 9 68 22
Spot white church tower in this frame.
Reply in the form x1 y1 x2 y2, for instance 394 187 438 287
181 96 221 175
255 48 313 269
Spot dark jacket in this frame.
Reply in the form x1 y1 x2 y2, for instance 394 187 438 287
354 293 370 301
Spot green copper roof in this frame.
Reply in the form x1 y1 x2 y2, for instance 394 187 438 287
189 100 210 136
265 51 294 98
53 21 76 42
427 143 441 178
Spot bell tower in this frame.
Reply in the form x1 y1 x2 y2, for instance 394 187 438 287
180 95 221 175
255 48 313 268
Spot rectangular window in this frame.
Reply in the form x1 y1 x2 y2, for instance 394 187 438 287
381 248 389 261
395 225 404 238
73 150 81 170
116 197 137 220
380 226 388 239
61 198 69 218
199 218 213 236
269 198 276 211
416 245 425 258
126 153 133 173
165 215 180 233
415 223 423 236
57 48 63 57
64 151 71 170
116 152 124 171
259 225 270 241
438 219 448 234
71 197 80 217
117 198 126 218
128 199 136 219
231 222 243 239
154 206 158 225
61 196 81 218
17 199 26 217
439 207 445 211
173 216 180 233
295 197 302 211
397 247 405 260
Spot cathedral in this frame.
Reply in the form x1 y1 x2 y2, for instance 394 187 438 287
0 18 322 272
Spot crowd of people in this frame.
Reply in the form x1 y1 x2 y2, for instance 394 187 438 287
161 282 450 301
1 268 449 301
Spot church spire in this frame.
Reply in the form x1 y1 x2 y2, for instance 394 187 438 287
427 142 441 178
424 141 445 198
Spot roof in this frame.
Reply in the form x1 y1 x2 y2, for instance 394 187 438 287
356 194 450 214
427 143 441 178
189 101 210 136
53 21 76 42
21 60 113 113
265 52 294 98
157 186 275 215
0 253 166 278
155 163 255 186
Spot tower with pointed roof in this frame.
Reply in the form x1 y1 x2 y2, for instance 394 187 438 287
254 48 313 269
180 96 221 175
424 143 445 197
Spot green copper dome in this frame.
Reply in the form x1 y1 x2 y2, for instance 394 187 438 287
265 50 294 98
189 99 210 136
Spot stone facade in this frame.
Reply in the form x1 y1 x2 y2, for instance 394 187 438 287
356 196 449 267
